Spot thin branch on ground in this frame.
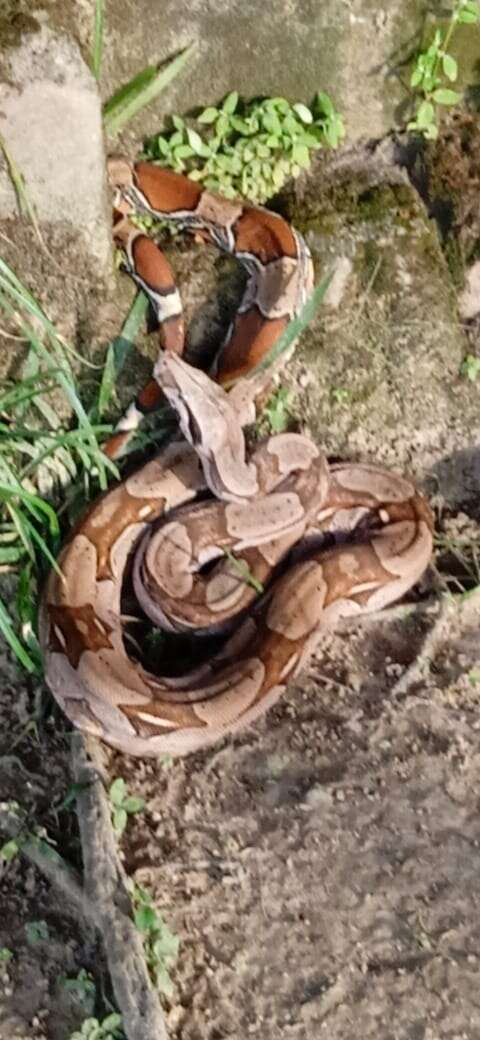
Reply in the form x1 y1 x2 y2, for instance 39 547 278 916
71 733 169 1040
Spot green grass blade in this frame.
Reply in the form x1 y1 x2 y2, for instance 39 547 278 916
0 484 59 536
247 271 333 379
0 279 118 488
103 43 196 136
0 598 38 672
97 291 149 415
91 0 105 81
0 376 60 414
0 133 45 251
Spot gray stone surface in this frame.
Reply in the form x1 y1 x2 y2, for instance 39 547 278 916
101 0 422 143
0 23 111 271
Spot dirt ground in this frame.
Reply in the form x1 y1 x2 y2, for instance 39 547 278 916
1 117 480 1040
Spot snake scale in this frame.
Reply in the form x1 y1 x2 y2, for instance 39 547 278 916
39 159 434 757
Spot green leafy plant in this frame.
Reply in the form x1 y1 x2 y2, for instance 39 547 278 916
144 91 344 203
132 884 179 996
25 919 50 945
261 386 292 434
408 0 480 139
0 947 13 963
331 386 351 405
60 968 96 1007
68 1013 125 1040
108 778 145 836
460 353 480 381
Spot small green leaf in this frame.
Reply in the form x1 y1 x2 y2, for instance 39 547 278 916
222 90 238 114
0 947 13 962
171 114 185 131
457 3 480 23
101 1013 123 1032
186 128 210 156
134 905 157 931
109 778 126 805
415 100 435 128
156 136 170 157
0 839 19 862
197 106 218 124
154 964 175 996
423 122 439 140
172 144 195 161
291 143 310 168
113 807 128 834
431 88 462 105
152 932 180 960
168 130 183 148
314 90 334 116
122 796 145 814
215 113 230 138
442 53 458 81
25 919 50 944
292 102 313 124
229 115 254 134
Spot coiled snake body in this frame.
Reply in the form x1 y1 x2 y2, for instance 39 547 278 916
39 160 433 757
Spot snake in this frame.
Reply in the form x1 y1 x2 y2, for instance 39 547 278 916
38 159 434 758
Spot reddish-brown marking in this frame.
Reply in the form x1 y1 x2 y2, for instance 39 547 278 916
131 235 176 293
137 378 165 412
216 307 287 383
233 207 297 263
48 604 114 669
101 432 126 460
134 163 202 214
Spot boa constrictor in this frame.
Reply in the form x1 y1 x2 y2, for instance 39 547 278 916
39 159 434 758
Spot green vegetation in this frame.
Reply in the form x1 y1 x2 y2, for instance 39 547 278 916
0 260 117 671
260 386 292 435
131 884 180 997
144 91 344 203
60 968 96 1008
408 0 480 139
68 1014 125 1040
108 777 145 836
103 44 196 137
460 353 480 381
25 919 50 945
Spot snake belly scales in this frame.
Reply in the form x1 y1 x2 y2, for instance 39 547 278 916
39 159 434 758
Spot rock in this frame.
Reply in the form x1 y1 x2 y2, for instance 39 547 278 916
281 147 480 484
102 0 428 143
0 23 110 272
459 260 480 320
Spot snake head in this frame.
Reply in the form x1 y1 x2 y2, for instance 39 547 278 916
154 353 258 501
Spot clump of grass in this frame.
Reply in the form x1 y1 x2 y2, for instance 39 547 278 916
0 259 118 670
143 91 344 203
